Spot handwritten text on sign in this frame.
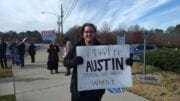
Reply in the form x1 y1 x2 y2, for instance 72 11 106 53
77 45 133 91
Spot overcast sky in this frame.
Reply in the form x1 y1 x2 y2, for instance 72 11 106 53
0 0 180 33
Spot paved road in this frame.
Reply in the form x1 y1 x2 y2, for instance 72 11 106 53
0 45 148 101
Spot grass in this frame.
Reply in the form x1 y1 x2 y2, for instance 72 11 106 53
0 61 13 78
127 62 180 101
0 67 13 78
0 61 15 101
0 94 16 101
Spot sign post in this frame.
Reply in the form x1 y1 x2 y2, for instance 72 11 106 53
143 31 148 77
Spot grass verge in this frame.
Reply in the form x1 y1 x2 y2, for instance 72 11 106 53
0 62 13 78
127 62 180 101
0 94 16 101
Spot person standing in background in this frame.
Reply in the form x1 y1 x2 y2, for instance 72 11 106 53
47 41 60 74
0 37 8 69
9 40 16 65
14 39 21 66
63 41 72 76
17 39 25 68
28 43 36 63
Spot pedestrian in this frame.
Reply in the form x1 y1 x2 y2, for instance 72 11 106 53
47 40 60 74
28 42 36 63
9 40 16 65
17 39 25 68
63 40 72 76
14 39 21 66
0 37 8 69
63 23 133 101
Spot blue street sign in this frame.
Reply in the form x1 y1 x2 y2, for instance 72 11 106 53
117 35 125 45
144 31 148 39
107 88 124 93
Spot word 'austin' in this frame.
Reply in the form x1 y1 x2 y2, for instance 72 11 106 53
86 58 124 72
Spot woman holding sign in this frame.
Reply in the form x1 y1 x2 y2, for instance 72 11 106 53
63 23 133 101
63 23 105 101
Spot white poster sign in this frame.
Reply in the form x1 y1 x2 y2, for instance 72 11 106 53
77 45 132 91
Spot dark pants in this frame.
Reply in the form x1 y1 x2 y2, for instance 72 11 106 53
71 92 103 101
0 57 7 69
30 55 35 63
19 55 24 67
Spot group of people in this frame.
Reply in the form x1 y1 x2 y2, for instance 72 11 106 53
0 37 36 69
0 23 132 101
1 23 133 101
9 39 26 67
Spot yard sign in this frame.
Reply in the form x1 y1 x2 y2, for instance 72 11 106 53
77 45 132 91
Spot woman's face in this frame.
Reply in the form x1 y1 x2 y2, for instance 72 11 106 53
83 26 95 45
51 41 55 45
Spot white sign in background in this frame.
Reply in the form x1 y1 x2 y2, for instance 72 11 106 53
77 45 133 91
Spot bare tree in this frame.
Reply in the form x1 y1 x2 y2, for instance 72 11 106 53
100 22 111 33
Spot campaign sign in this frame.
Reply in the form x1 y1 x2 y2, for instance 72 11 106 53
76 45 133 91
41 30 56 41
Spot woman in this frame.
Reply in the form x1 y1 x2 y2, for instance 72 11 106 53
64 23 133 101
63 41 72 76
47 41 60 74
63 23 105 101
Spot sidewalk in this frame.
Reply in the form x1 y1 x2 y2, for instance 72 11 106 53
0 45 149 101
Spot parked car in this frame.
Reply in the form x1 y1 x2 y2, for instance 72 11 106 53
130 44 158 61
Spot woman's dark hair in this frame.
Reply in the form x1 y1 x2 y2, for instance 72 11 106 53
80 23 97 35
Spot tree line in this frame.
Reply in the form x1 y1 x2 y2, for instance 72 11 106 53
0 31 43 43
65 23 180 48
0 23 180 48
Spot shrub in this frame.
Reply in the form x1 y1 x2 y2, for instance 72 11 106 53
140 48 180 72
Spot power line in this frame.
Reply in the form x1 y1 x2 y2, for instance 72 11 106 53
65 0 79 19
63 0 73 14
64 0 79 21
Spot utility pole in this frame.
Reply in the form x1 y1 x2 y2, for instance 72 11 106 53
60 4 64 35
57 15 61 34
42 11 61 34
